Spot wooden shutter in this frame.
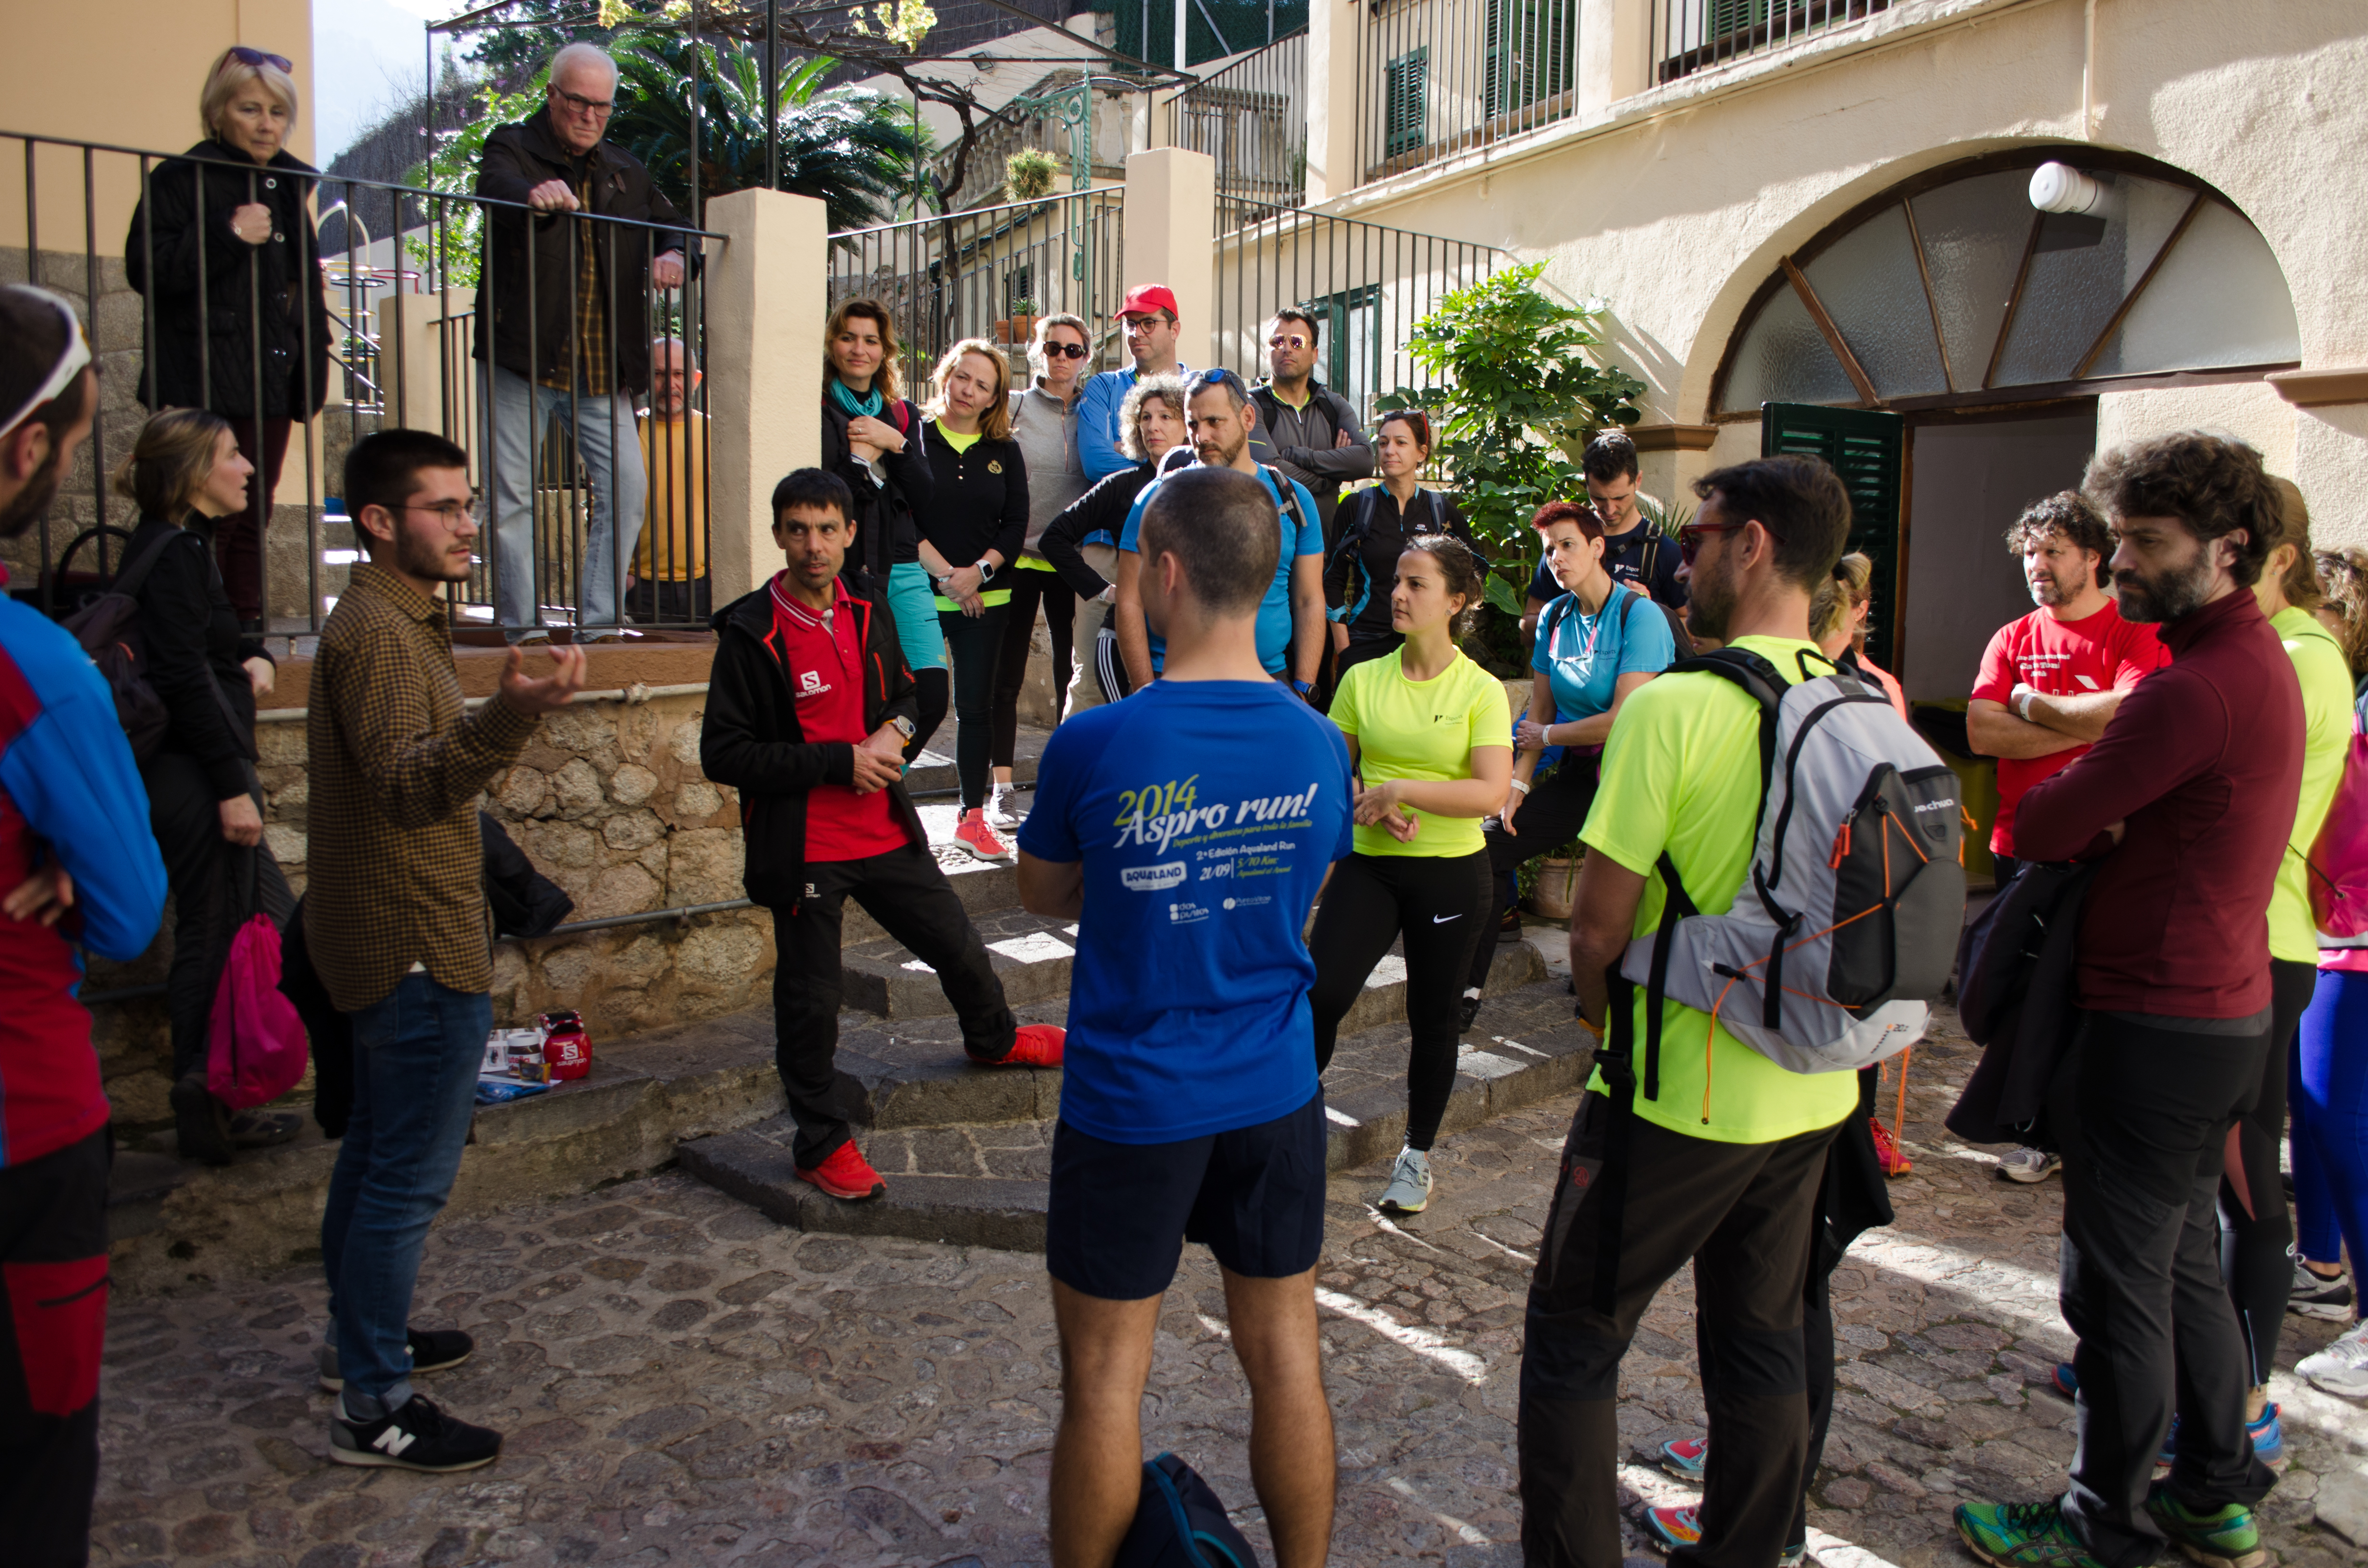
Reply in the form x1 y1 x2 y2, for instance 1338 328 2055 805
1385 49 1427 157
1760 402 1906 670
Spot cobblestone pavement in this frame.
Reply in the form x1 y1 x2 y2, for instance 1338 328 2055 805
92 1016 2368 1568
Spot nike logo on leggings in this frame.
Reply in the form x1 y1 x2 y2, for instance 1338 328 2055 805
1432 914 1462 923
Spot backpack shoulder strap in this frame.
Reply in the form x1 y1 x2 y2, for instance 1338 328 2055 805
889 399 912 435
111 526 185 603
1667 647 1786 798
1261 465 1312 541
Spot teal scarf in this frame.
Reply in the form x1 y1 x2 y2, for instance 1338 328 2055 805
829 378 884 419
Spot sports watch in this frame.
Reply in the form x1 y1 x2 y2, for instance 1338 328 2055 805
889 715 917 739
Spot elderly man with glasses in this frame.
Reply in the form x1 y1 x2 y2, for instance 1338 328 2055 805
474 40 690 643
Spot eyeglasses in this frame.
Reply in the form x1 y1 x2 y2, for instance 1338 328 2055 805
1121 314 1169 332
228 47 294 72
1677 519 1783 566
552 87 617 119
401 500 480 528
1042 341 1089 360
1267 334 1311 351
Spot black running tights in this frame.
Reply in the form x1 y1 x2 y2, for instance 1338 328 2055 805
1308 849 1493 1151
2220 957 2321 1388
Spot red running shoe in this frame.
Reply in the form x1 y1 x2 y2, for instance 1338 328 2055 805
797 1140 886 1200
970 1024 1065 1067
953 808 1010 861
1870 1115 1912 1176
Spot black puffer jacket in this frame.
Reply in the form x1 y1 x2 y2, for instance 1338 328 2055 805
124 142 331 418
472 110 690 395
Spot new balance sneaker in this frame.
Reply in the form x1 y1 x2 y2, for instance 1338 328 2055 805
2144 1484 2265 1568
796 1140 887 1201
953 808 1010 861
969 1023 1065 1068
1659 1434 1708 1480
2295 1316 2368 1397
2289 1260 2356 1320
2156 1405 2284 1470
1870 1116 1912 1176
987 785 1026 830
1953 1500 2107 1568
1996 1148 2063 1184
316 1327 475 1393
1642 1505 1702 1555
329 1394 502 1472
1377 1147 1433 1215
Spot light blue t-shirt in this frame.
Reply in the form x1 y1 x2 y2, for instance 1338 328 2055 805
1017 680 1355 1143
1119 465 1324 676
1532 582 1677 724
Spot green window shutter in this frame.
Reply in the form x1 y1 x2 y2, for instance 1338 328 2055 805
1705 0 1769 46
1485 0 1575 119
1760 402 1906 670
1385 48 1427 157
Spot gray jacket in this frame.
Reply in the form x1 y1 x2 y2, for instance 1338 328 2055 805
1250 379 1372 535
1008 380 1088 557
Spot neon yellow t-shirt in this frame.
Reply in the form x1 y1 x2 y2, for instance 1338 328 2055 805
1329 647 1510 859
1579 635 1859 1144
2271 606 2353 963
937 427 983 454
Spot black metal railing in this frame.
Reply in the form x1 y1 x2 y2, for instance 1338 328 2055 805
2 128 721 640
1166 30 1307 214
1209 196 1508 420
1652 0 1891 82
827 188 1127 395
1354 0 1580 184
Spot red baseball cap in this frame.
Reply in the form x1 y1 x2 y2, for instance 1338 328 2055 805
1115 283 1179 320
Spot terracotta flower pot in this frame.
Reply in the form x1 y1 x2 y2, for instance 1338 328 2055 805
1528 854 1581 922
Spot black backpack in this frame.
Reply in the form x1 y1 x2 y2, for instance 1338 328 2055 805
59 527 180 762
1113 1453 1261 1567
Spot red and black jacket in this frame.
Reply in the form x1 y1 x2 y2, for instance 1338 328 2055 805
702 581 925 908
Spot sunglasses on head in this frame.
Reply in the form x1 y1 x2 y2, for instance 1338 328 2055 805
1677 519 1784 566
1041 341 1089 360
228 46 294 72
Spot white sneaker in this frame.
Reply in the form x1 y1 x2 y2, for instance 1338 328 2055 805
2296 1317 2368 1397
1996 1147 2063 1183
987 785 1025 830
1378 1146 1433 1214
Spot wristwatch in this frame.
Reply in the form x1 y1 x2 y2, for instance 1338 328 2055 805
976 559 997 584
1292 679 1314 698
889 715 916 739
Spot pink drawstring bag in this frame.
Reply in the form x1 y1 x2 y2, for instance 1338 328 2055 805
207 911 309 1111
2308 723 2368 941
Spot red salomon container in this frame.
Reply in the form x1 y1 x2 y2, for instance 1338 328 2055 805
539 1010 592 1081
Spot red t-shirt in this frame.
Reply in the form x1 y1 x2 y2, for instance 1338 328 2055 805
768 574 911 863
1972 601 2169 854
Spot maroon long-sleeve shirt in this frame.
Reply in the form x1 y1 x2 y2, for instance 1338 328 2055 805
2014 587 2303 1019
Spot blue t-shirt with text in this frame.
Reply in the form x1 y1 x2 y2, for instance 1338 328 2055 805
1119 466 1324 676
1018 680 1355 1143
1532 582 1677 724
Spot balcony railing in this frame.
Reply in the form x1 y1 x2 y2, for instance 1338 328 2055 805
1166 31 1308 214
1652 0 1893 82
1355 0 1579 184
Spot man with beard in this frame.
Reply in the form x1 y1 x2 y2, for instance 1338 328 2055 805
1524 455 1855 1568
1967 492 2168 1185
307 430 587 1472
1953 432 2297 1568
0 286 169 1563
1112 368 1324 694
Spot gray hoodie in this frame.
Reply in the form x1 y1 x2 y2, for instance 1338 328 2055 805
1008 379 1088 557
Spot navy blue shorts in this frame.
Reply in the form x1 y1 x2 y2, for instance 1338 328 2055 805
1046 1093 1328 1301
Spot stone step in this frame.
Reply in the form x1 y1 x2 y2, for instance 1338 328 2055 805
677 974 1598 1252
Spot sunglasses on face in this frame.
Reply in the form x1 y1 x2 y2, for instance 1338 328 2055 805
1677 519 1785 566
1042 341 1089 360
228 46 294 72
1268 334 1311 351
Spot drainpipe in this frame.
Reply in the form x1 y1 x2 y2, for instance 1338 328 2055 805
2081 0 2098 140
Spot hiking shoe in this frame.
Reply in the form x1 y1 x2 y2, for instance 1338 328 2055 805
1643 1505 1702 1555
2144 1484 2265 1568
2156 1406 2284 1470
1377 1147 1433 1214
1996 1148 2062 1184
316 1327 475 1393
969 1023 1065 1068
2289 1261 2355 1320
1458 990 1483 1032
171 1074 234 1166
796 1140 887 1201
2295 1317 2368 1397
987 785 1026 829
1953 1499 2107 1568
2051 1362 2078 1398
1659 1434 1708 1480
329 1394 501 1472
953 808 1010 861
227 1108 303 1150
1870 1116 1912 1176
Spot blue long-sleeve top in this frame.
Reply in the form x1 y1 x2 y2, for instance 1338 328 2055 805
1077 362 1191 481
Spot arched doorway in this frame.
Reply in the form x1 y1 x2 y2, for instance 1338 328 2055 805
1708 147 2299 691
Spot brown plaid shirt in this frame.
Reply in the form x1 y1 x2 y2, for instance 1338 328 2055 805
539 166 612 397
304 564 539 1012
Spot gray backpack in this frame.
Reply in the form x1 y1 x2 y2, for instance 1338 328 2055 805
1616 647 1966 1092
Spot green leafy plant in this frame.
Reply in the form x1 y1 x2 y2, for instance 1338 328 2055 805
405 72 551 288
1377 263 1646 613
1005 147 1060 202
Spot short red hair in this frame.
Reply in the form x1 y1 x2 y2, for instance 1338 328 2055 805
1532 499 1604 545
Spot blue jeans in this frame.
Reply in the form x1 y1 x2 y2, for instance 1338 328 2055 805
320 973 490 1414
480 363 646 637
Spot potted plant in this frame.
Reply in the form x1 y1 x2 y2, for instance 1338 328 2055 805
997 294 1040 346
1005 147 1059 202
1522 840 1585 923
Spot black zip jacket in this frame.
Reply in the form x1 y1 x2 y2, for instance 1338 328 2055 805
124 142 332 418
1324 486 1472 637
702 582 924 909
1036 461 1160 600
822 392 933 581
126 513 271 798
919 422 1027 574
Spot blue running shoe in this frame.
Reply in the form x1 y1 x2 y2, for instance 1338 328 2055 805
2157 1406 2283 1470
2051 1362 2077 1398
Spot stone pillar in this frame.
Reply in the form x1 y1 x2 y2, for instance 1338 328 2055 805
1304 0 1363 204
1120 148 1217 368
703 186 828 605
1578 0 1653 119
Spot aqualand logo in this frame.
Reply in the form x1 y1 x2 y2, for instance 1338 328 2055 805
1121 862 1187 892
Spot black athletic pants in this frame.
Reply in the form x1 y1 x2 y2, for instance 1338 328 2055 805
765 841 1016 1167
990 567 1075 766
938 605 1009 810
2221 959 2319 1388
1521 1101 1839 1568
2054 1009 2279 1566
1467 756 1600 993
143 751 295 1083
1307 849 1492 1151
0 1127 109 1568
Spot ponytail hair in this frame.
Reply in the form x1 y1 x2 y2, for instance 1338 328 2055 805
1402 532 1486 644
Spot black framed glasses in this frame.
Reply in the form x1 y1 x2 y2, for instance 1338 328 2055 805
228 46 294 71
552 86 616 119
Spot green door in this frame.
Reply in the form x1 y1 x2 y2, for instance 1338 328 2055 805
1760 402 1906 670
